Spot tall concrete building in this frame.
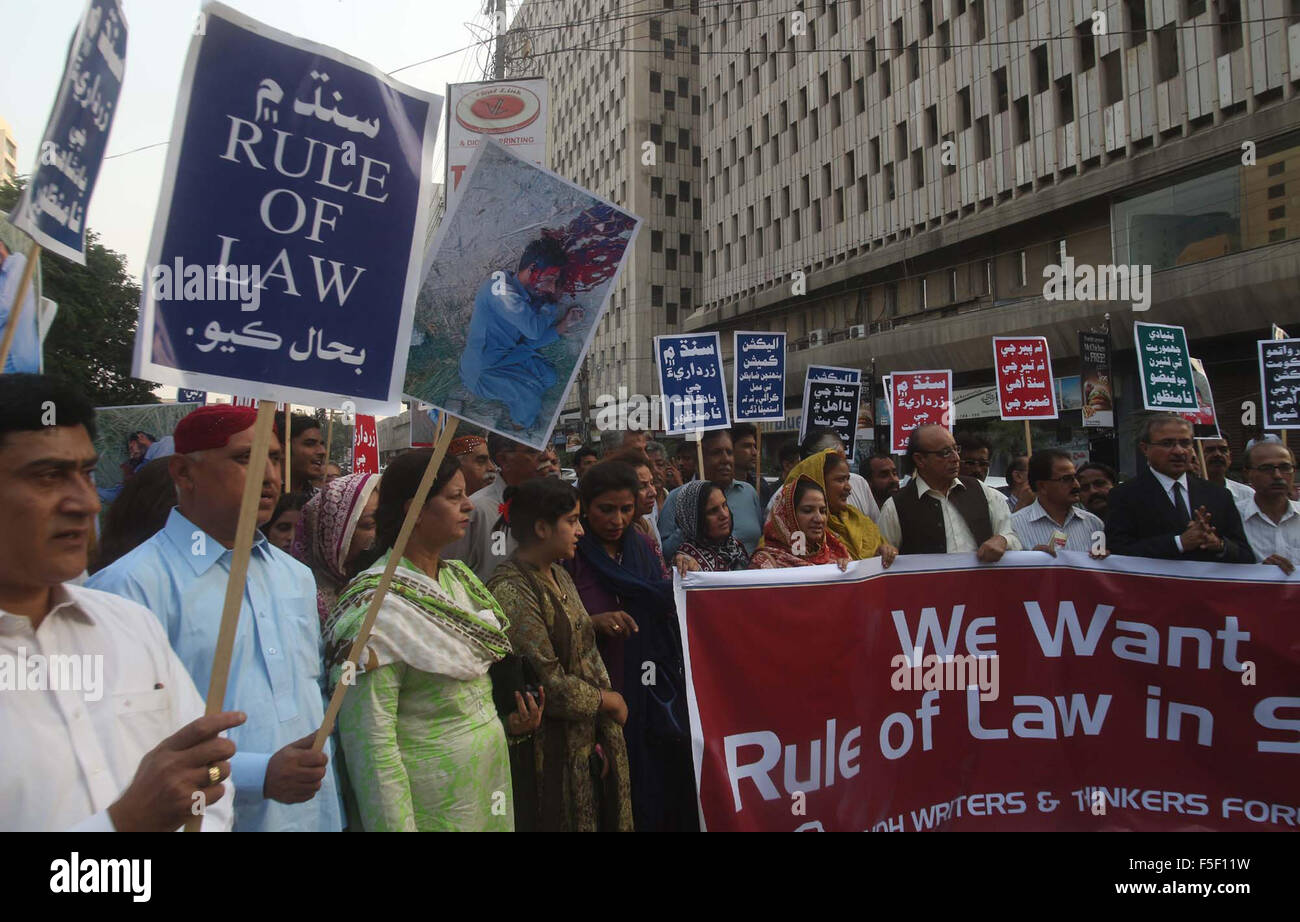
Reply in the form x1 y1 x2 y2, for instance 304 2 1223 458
508 0 703 433
0 115 18 186
688 0 1300 473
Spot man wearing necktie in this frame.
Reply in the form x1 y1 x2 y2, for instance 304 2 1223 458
1105 414 1254 563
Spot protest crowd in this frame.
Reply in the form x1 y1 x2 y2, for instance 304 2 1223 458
3 371 1297 832
3 1 1297 841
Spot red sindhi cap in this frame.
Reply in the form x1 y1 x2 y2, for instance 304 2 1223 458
173 405 258 454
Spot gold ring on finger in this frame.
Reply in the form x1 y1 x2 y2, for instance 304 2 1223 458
208 765 221 785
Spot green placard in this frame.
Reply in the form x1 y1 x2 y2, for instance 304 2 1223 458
1134 322 1197 411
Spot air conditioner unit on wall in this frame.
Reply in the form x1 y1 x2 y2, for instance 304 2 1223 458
847 324 866 339
809 328 829 347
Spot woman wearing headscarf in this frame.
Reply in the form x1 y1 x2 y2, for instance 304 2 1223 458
290 473 381 628
564 460 697 831
672 479 752 572
784 448 898 566
327 450 542 831
487 477 633 831
749 477 854 569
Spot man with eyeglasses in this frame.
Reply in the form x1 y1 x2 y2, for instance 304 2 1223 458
1236 441 1300 574
1105 414 1253 563
444 433 542 581
957 432 1016 512
1012 450 1107 556
877 424 1021 561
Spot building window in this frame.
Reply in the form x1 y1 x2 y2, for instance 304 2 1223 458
651 284 664 306
1155 24 1179 82
1018 251 1028 287
651 230 663 252
1057 76 1075 123
1126 0 1148 41
1032 46 1049 95
650 71 661 93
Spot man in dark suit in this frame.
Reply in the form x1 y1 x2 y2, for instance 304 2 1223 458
1105 414 1254 563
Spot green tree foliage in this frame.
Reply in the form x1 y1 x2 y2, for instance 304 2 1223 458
1 178 158 406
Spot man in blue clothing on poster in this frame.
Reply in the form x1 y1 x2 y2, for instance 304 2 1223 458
460 237 585 430
0 239 41 374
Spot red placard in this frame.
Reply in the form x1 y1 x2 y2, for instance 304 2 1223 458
888 370 952 454
352 414 379 473
678 554 1300 832
992 336 1058 420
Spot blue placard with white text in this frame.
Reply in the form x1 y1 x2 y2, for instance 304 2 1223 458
655 332 730 434
733 331 786 423
11 0 127 264
132 3 441 415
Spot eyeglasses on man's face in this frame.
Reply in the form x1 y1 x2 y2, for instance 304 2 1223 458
1250 463 1296 477
1147 438 1194 450
918 446 960 459
1043 473 1080 485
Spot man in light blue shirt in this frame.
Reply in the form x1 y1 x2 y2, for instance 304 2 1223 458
459 237 584 430
0 241 41 374
659 428 763 558
1011 450 1107 556
88 405 342 832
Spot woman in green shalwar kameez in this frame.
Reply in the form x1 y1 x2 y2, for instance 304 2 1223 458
327 450 542 832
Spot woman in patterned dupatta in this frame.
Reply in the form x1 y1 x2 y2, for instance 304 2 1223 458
673 479 752 572
749 476 853 569
488 477 633 831
290 472 380 628
783 448 898 565
326 450 543 832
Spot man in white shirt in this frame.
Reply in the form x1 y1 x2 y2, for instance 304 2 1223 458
0 374 241 831
877 424 1021 560
1201 437 1255 505
444 433 542 582
1012 450 1107 556
1237 441 1300 574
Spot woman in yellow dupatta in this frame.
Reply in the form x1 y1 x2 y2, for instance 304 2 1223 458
784 448 898 566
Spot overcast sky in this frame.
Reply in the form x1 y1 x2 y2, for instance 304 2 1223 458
1 0 497 277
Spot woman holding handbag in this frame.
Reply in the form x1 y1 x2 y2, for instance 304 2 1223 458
488 477 633 831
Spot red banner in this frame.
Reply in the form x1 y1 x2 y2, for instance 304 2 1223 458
993 336 1058 420
888 370 952 454
352 413 378 473
677 554 1300 831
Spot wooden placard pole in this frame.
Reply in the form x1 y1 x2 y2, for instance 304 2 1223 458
323 410 334 473
283 403 291 492
311 416 460 751
0 245 41 372
1023 420 1033 457
1195 439 1207 478
696 429 705 482
184 399 277 832
755 426 762 489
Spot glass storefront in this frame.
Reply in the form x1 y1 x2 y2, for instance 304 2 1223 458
1112 135 1298 269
